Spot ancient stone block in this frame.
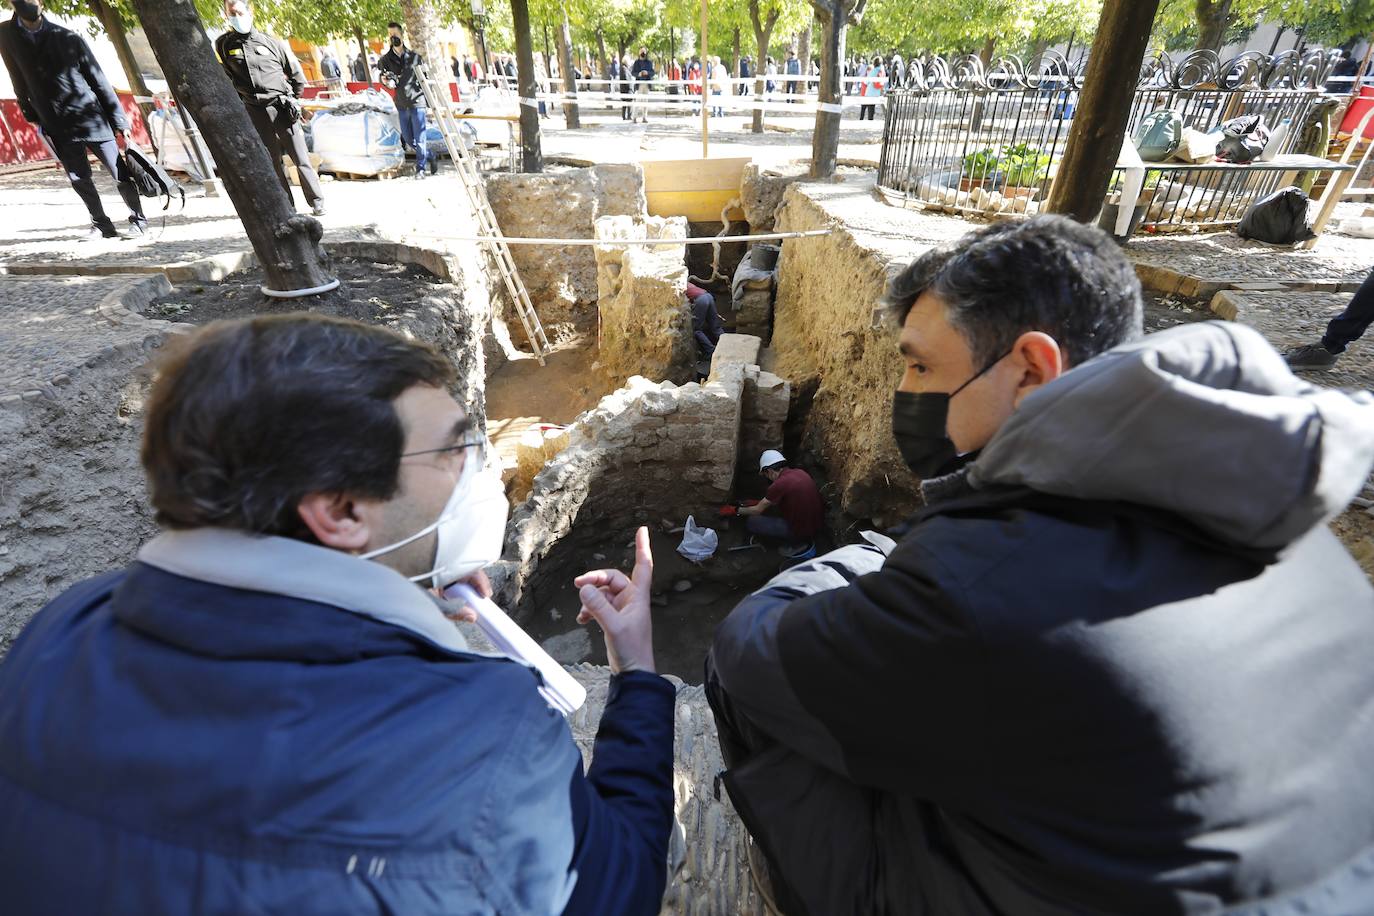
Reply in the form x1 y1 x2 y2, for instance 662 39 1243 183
709 334 762 377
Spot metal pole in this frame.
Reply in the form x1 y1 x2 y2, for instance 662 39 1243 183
701 0 709 158
169 87 223 197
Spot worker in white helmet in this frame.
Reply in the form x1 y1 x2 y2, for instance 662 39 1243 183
736 449 823 559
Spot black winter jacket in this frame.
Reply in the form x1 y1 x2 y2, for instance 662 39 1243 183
214 28 305 106
710 321 1374 915
0 15 127 143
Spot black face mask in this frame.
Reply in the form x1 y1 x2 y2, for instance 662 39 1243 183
390 35 402 47
14 1 40 22
892 350 1009 479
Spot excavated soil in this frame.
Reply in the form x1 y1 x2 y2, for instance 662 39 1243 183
520 522 804 683
146 257 446 325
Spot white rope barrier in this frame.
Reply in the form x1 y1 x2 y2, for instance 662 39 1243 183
410 228 834 247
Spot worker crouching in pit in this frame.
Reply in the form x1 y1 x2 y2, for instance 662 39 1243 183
705 215 1374 915
721 449 823 561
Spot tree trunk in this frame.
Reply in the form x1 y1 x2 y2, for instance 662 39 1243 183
979 36 996 66
1029 37 1049 62
401 0 445 85
127 0 331 294
1193 0 1232 52
511 0 543 172
87 0 150 99
557 7 580 128
732 27 741 90
596 28 608 79
353 24 370 84
809 2 844 177
1047 0 1163 221
750 0 777 134
798 18 812 80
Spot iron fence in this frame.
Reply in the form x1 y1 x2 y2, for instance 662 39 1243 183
877 48 1346 233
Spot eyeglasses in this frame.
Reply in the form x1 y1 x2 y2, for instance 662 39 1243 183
400 436 487 479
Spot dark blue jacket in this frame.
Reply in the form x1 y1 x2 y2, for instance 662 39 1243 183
0 528 676 915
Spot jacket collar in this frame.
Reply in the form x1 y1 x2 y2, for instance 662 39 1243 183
919 466 976 506
138 527 468 654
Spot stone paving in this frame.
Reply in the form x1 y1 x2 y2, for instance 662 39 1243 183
1209 288 1372 392
0 273 180 402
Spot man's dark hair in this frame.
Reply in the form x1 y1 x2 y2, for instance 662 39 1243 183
387 20 403 30
884 215 1143 368
142 314 456 541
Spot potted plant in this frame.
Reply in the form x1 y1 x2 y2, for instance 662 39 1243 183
960 148 999 191
998 143 1052 198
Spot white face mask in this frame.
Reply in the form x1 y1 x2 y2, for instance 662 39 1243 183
227 13 252 33
359 453 509 590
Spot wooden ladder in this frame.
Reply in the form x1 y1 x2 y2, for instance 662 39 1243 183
414 63 550 364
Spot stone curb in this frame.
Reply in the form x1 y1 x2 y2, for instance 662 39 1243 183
1132 261 1363 300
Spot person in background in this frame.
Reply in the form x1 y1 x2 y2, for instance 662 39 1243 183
214 0 325 217
319 50 343 94
376 21 435 179
619 54 632 120
784 48 800 101
859 57 884 121
630 46 653 124
734 450 824 560
765 55 777 95
709 55 726 117
737 55 751 95
667 57 682 103
0 0 148 238
351 50 368 82
0 313 677 916
1284 265 1373 369
707 215 1374 915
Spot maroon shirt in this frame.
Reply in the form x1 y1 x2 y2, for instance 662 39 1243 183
766 468 824 538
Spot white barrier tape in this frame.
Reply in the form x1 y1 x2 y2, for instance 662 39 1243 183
517 97 540 108
816 102 845 113
411 228 834 247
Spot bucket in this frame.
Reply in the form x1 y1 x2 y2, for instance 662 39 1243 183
751 244 781 271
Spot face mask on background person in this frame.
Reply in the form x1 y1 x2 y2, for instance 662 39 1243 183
390 35 402 47
891 350 1010 479
227 12 252 33
360 440 509 590
14 0 41 21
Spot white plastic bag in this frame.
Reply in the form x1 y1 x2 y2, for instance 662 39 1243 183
676 516 719 563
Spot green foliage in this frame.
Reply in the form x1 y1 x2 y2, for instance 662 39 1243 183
962 146 999 179
851 0 1100 57
1153 0 1374 51
999 141 1050 185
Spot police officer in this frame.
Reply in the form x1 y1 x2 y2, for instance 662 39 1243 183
0 0 148 238
214 0 325 216
376 21 434 179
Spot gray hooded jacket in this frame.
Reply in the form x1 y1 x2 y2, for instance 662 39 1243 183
709 321 1374 916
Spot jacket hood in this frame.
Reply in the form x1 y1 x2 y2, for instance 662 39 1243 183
968 320 1374 551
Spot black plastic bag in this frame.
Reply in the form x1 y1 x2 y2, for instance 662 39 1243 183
1236 186 1316 245
122 145 186 212
1215 115 1270 163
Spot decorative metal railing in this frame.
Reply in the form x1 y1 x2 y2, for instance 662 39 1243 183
876 49 1346 234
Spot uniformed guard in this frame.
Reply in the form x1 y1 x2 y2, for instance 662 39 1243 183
214 0 325 216
376 21 434 179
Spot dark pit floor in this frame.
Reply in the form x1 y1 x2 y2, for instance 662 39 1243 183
520 522 799 684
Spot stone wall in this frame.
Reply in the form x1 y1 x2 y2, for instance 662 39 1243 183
485 164 648 338
740 161 810 232
594 215 693 387
771 179 926 528
497 336 783 612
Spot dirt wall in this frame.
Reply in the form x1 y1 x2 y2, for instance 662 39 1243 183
485 163 648 337
594 215 693 387
771 181 925 528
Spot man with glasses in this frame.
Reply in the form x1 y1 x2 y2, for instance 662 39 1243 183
0 314 675 916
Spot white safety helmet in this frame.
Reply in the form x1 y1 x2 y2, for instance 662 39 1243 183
759 449 786 473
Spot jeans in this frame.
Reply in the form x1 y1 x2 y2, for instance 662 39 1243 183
55 137 144 227
746 515 795 541
396 106 429 174
711 89 724 117
245 102 323 206
1322 267 1374 353
860 104 876 120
